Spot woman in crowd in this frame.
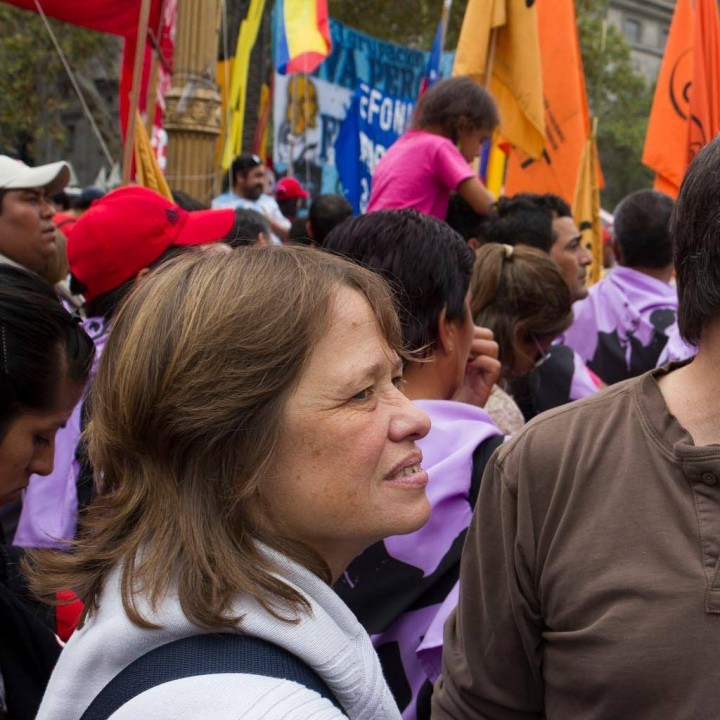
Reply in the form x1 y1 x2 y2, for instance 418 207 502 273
324 210 502 720
367 76 499 219
14 186 234 549
0 265 94 720
471 243 574 433
32 247 430 719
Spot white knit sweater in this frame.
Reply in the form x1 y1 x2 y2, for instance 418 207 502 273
36 548 401 719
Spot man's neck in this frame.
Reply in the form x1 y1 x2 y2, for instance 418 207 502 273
658 320 720 446
622 263 674 284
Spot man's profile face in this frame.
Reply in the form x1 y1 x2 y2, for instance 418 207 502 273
236 166 266 201
0 187 57 273
549 215 592 302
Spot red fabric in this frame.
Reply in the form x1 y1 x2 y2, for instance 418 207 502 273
68 186 234 302
2 0 163 37
55 590 83 641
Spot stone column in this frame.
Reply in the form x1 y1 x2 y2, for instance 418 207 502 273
164 0 222 204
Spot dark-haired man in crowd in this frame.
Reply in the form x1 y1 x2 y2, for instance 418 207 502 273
484 192 598 419
564 189 695 384
306 194 352 246
212 153 289 243
433 130 720 720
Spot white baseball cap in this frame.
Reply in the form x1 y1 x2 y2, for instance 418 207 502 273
0 155 70 195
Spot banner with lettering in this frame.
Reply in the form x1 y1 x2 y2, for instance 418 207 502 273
272 18 451 200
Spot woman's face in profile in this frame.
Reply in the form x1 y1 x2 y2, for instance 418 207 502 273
266 287 432 579
0 376 81 505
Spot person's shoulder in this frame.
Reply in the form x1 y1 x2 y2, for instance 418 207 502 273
495 374 644 477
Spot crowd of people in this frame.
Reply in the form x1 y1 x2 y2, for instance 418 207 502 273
0 75 710 719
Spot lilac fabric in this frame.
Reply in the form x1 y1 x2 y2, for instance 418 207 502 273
564 266 695 384
13 317 108 548
336 400 502 720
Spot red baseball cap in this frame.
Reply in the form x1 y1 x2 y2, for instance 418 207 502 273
276 177 309 201
68 186 235 302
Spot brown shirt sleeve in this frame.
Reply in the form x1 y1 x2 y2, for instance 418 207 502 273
432 444 545 719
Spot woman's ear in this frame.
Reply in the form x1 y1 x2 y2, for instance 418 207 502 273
437 306 456 355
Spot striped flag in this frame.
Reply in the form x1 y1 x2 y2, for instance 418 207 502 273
273 0 332 75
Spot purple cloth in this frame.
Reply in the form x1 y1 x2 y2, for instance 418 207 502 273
336 400 502 720
564 266 695 383
13 317 108 548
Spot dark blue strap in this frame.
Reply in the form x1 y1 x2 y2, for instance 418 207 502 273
79 633 343 720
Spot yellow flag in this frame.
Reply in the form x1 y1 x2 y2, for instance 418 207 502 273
221 0 267 170
133 110 172 200
485 134 508 197
572 122 602 285
453 0 545 159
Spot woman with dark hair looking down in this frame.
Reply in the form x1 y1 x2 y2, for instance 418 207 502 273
0 265 94 720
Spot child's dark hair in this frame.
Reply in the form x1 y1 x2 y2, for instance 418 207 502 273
412 76 499 143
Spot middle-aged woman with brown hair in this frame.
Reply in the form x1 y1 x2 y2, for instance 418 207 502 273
32 247 431 720
470 243 574 434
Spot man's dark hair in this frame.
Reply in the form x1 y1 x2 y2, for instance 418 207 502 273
223 208 271 248
171 190 207 212
0 265 94 436
446 194 493 244
485 193 571 253
0 189 6 215
288 217 314 246
309 194 353 244
70 246 186 321
323 209 475 355
672 136 720 345
230 153 262 185
613 190 674 269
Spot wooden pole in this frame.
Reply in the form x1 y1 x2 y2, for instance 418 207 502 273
122 0 153 185
439 0 453 53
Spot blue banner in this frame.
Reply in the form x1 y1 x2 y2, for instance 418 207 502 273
272 19 453 202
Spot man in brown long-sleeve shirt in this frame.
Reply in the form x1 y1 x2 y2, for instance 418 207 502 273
432 136 720 719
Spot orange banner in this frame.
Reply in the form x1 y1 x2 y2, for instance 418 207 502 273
453 0 545 160
688 0 720 163
642 0 694 196
504 0 588 203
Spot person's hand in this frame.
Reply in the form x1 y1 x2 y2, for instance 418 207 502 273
453 325 501 408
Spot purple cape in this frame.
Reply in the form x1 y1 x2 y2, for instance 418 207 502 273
336 400 502 720
564 266 695 383
14 317 108 548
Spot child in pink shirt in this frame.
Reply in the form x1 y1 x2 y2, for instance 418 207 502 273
368 77 499 220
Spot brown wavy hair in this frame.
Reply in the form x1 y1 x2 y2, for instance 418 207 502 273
470 244 573 377
28 247 403 630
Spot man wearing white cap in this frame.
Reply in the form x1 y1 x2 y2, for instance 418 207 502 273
0 155 70 273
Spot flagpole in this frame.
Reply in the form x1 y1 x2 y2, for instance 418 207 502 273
439 0 453 53
122 0 153 186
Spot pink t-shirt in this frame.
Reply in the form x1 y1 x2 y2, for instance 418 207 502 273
367 130 476 219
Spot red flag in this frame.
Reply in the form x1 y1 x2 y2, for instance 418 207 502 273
2 0 162 37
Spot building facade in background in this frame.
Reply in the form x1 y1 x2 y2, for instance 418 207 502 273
608 0 675 84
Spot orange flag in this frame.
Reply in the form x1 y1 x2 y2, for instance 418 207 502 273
642 0 720 197
453 0 545 159
572 121 603 285
504 0 589 203
134 110 172 200
688 0 720 161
